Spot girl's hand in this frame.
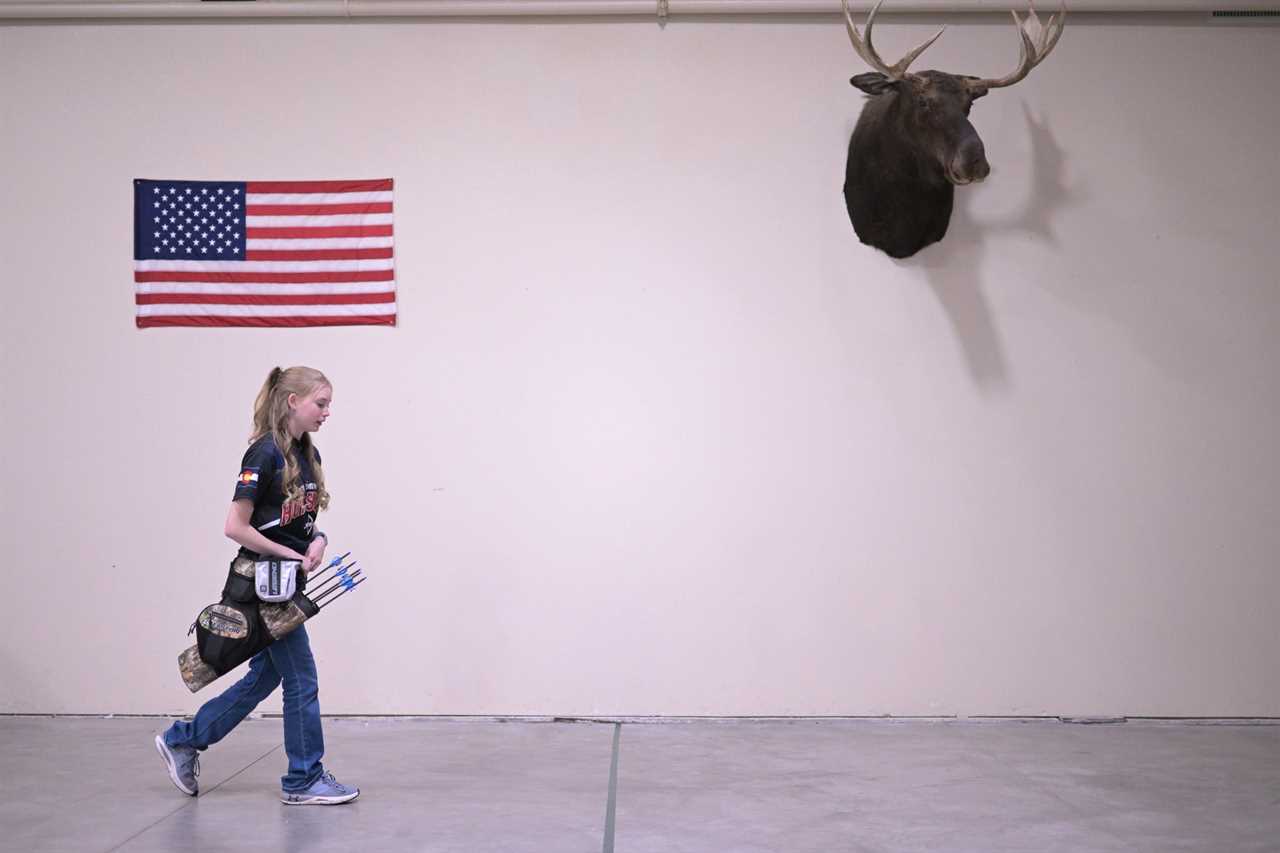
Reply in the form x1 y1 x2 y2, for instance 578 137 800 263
303 537 327 574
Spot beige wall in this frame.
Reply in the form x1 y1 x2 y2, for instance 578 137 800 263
1 15 1277 717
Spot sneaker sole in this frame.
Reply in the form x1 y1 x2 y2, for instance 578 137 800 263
154 735 197 796
280 790 360 806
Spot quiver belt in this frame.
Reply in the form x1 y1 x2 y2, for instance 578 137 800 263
177 557 320 693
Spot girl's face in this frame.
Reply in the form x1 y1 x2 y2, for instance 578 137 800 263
288 385 332 437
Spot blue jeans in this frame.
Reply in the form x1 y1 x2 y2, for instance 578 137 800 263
165 623 325 792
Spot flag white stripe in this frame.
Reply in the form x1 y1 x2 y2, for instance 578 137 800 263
136 259 394 273
245 237 394 250
245 214 393 227
246 191 393 205
138 303 398 318
138 282 396 296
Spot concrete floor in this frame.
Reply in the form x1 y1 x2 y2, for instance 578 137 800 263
1 717 1277 853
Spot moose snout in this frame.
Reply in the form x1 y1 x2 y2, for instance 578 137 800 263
948 136 990 185
952 130 988 183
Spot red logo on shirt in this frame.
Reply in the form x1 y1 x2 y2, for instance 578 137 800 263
281 484 319 526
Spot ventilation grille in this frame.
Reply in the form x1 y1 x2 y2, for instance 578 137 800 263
1210 9 1280 20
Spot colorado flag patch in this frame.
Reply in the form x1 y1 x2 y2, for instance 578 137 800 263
239 469 260 485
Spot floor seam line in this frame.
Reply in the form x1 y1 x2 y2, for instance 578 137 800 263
102 743 282 853
603 722 621 853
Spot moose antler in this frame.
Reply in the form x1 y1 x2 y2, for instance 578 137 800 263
970 2 1066 90
843 0 945 80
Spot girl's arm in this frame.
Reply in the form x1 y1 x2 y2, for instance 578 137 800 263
224 499 306 562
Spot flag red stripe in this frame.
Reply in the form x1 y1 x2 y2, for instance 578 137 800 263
247 225 394 238
136 270 395 284
246 179 393 194
136 292 396 306
137 314 397 328
244 248 393 261
246 203 392 216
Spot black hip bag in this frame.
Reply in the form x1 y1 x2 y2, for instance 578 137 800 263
177 550 364 693
185 557 318 684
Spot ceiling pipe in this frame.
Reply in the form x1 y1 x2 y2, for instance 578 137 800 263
0 0 1273 18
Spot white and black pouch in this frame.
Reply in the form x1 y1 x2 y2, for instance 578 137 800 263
254 559 300 603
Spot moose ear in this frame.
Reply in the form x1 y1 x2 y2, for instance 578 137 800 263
850 72 899 96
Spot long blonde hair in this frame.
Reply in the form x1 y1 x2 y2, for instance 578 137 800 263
250 366 332 512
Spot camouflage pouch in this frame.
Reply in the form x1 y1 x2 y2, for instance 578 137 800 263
259 593 320 641
193 601 266 674
178 644 219 693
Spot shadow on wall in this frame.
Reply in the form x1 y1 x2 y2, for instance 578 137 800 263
900 103 1079 391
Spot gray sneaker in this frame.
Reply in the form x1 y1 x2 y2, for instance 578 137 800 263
154 734 199 796
281 770 360 805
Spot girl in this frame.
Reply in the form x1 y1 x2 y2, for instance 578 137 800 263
155 366 359 805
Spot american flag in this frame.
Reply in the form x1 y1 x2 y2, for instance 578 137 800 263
133 178 396 328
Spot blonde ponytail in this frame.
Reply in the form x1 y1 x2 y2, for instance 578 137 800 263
250 366 332 511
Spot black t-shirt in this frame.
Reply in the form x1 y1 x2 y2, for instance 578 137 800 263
233 434 321 559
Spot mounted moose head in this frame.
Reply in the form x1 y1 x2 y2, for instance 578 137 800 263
842 0 1065 258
